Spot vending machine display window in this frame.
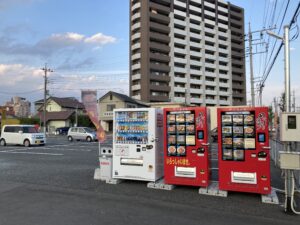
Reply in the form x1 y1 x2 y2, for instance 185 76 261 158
115 111 149 144
221 111 256 161
166 111 196 156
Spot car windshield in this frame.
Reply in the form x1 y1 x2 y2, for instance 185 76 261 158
84 128 95 133
23 127 38 133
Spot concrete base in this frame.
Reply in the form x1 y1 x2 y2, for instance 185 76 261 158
199 182 228 197
261 188 279 204
106 178 123 185
93 168 102 180
147 178 175 191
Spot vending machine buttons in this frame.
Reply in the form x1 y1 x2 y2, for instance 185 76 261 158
197 147 205 153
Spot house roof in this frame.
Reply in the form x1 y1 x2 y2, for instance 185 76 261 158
99 91 148 106
37 111 75 122
35 97 84 110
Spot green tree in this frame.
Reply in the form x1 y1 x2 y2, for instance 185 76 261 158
278 92 285 112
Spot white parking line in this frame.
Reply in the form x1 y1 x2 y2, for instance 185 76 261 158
0 151 63 156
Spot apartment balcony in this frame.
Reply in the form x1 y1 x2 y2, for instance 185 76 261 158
191 98 203 104
174 18 187 27
131 2 141 11
204 53 216 60
150 42 170 52
131 12 141 21
174 47 187 55
131 22 141 31
190 79 203 85
218 39 228 46
131 32 141 41
190 32 202 39
219 91 230 96
190 69 202 76
174 97 186 103
204 35 215 43
205 90 217 95
174 37 187 46
174 86 186 93
150 84 171 92
131 43 141 51
190 40 202 48
218 6 228 13
131 84 141 91
205 71 217 77
150 12 170 24
204 1 215 9
190 14 202 22
219 82 230 88
190 50 202 58
149 2 171 14
131 52 141 61
131 63 141 71
150 21 170 33
150 74 170 82
174 67 187 74
205 99 217 105
149 53 170 63
219 48 229 54
190 59 201 66
219 31 229 38
189 5 201 13
174 76 187 83
219 74 229 79
232 67 244 73
230 9 243 18
219 56 229 64
219 100 230 105
174 0 186 8
219 65 229 71
205 45 217 52
132 94 141 100
131 73 141 81
218 23 228 30
190 88 203 94
174 9 187 18
218 14 228 22
205 81 217 86
174 28 187 37
174 57 187 65
150 63 170 72
204 10 215 18
189 22 201 30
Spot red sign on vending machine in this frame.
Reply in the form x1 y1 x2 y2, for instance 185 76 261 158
217 107 271 194
164 107 210 187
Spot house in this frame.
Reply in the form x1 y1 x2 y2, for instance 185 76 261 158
98 91 148 132
35 97 85 133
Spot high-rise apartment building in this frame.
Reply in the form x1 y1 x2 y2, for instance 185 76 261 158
130 0 246 106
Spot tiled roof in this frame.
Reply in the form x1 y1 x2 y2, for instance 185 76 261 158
37 111 75 122
35 97 84 109
99 91 148 106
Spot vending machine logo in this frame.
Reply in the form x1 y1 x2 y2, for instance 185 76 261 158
256 112 267 130
196 112 205 128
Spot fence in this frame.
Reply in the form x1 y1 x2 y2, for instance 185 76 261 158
270 138 300 186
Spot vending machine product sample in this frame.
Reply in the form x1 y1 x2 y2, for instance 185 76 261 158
217 107 271 194
164 107 210 187
113 108 163 182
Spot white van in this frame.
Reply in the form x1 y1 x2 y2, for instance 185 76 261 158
0 125 46 147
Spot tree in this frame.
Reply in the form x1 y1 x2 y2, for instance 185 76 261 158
70 115 95 128
278 92 286 112
268 105 274 127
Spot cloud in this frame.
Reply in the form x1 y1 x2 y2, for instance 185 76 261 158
0 32 117 58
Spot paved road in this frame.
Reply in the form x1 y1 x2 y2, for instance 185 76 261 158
0 137 299 225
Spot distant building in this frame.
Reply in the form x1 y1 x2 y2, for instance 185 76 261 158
98 91 148 132
35 97 85 133
4 96 31 118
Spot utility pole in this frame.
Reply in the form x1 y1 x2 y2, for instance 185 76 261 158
41 64 53 136
75 104 78 127
292 90 296 112
249 23 255 106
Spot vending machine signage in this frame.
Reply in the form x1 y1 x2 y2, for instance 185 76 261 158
218 107 271 194
112 108 163 182
164 107 210 187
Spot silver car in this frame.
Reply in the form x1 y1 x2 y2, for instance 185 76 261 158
67 127 97 142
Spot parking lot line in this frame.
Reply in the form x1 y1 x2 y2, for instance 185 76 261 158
0 151 64 156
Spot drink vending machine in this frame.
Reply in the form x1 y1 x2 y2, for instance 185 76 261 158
217 107 271 194
164 107 210 187
112 108 164 182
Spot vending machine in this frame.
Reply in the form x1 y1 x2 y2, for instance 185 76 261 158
112 108 163 182
217 107 271 194
164 107 210 187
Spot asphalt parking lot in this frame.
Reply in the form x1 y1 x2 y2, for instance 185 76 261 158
0 136 299 225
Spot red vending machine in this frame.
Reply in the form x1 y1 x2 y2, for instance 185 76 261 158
164 107 210 187
217 107 271 194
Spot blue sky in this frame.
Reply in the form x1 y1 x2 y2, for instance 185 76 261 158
0 0 299 108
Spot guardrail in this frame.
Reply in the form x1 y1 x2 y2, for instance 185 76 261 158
270 138 300 186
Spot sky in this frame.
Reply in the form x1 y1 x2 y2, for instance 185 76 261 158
0 0 299 108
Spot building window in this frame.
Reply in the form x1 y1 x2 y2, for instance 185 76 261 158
107 104 116 111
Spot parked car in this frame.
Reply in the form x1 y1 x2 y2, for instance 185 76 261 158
55 127 70 135
67 127 97 142
0 125 46 147
211 127 218 142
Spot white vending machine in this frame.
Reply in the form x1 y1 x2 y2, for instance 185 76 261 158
113 108 164 182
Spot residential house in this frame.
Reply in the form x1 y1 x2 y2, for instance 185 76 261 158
98 91 148 132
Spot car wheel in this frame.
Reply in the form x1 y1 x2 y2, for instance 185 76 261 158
24 140 30 147
0 139 6 146
68 136 73 142
86 136 92 142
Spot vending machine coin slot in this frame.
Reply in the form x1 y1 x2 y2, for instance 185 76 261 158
197 147 205 153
